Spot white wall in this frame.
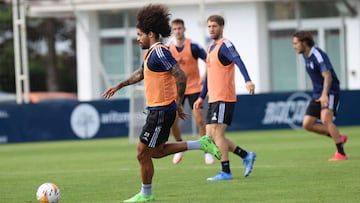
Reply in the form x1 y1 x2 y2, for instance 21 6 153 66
345 1 360 89
346 18 360 89
76 11 101 101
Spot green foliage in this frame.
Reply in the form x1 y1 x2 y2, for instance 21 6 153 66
0 4 12 32
0 4 14 91
0 3 77 93
0 41 15 92
27 53 77 92
0 126 359 203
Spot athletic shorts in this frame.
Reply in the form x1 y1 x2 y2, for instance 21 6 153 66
140 109 176 148
306 94 339 119
181 92 201 110
206 101 235 126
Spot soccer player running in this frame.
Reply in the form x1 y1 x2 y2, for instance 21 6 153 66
193 15 256 181
103 4 221 202
169 18 214 165
292 30 348 161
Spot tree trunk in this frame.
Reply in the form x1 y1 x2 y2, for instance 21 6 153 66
44 18 58 91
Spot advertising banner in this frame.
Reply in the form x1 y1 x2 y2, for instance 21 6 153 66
0 100 129 143
229 90 360 131
0 90 359 143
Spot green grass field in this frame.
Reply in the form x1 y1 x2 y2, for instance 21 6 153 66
1 126 359 203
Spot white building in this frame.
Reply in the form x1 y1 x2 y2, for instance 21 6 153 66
26 0 360 101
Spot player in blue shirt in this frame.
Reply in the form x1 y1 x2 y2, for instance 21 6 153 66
293 30 348 161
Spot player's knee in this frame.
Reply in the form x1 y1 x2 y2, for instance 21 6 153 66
302 121 312 131
136 151 144 162
320 118 333 127
136 149 151 162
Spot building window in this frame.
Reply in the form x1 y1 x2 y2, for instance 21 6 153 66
128 10 138 27
267 1 296 20
101 38 125 75
266 1 341 21
300 1 340 18
131 38 141 72
98 10 141 98
324 29 343 89
269 30 297 91
99 11 124 28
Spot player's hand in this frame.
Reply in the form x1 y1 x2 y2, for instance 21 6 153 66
177 104 189 120
245 81 255 95
103 86 120 99
316 95 329 108
193 97 204 110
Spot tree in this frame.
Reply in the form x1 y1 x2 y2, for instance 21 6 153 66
27 17 77 92
0 2 77 93
0 3 15 92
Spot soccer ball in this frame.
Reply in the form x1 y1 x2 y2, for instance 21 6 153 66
36 182 60 203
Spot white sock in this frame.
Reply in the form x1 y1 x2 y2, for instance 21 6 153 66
186 140 201 150
141 183 152 196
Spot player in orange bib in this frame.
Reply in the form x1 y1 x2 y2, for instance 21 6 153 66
168 18 214 165
194 15 257 181
103 4 221 202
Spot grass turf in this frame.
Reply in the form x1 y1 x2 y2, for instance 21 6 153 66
0 126 359 203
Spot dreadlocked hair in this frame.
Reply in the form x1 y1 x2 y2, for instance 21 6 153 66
136 4 172 39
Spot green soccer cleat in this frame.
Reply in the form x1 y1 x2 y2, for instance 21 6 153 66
199 135 221 160
123 193 155 202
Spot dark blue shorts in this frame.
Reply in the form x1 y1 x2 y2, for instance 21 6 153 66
140 109 176 148
306 94 339 119
181 92 201 110
206 101 235 126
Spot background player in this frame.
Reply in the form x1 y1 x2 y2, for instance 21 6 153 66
169 18 214 164
292 30 348 161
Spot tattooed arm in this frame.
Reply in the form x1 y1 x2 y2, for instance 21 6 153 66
103 68 144 99
170 64 187 103
170 64 188 120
